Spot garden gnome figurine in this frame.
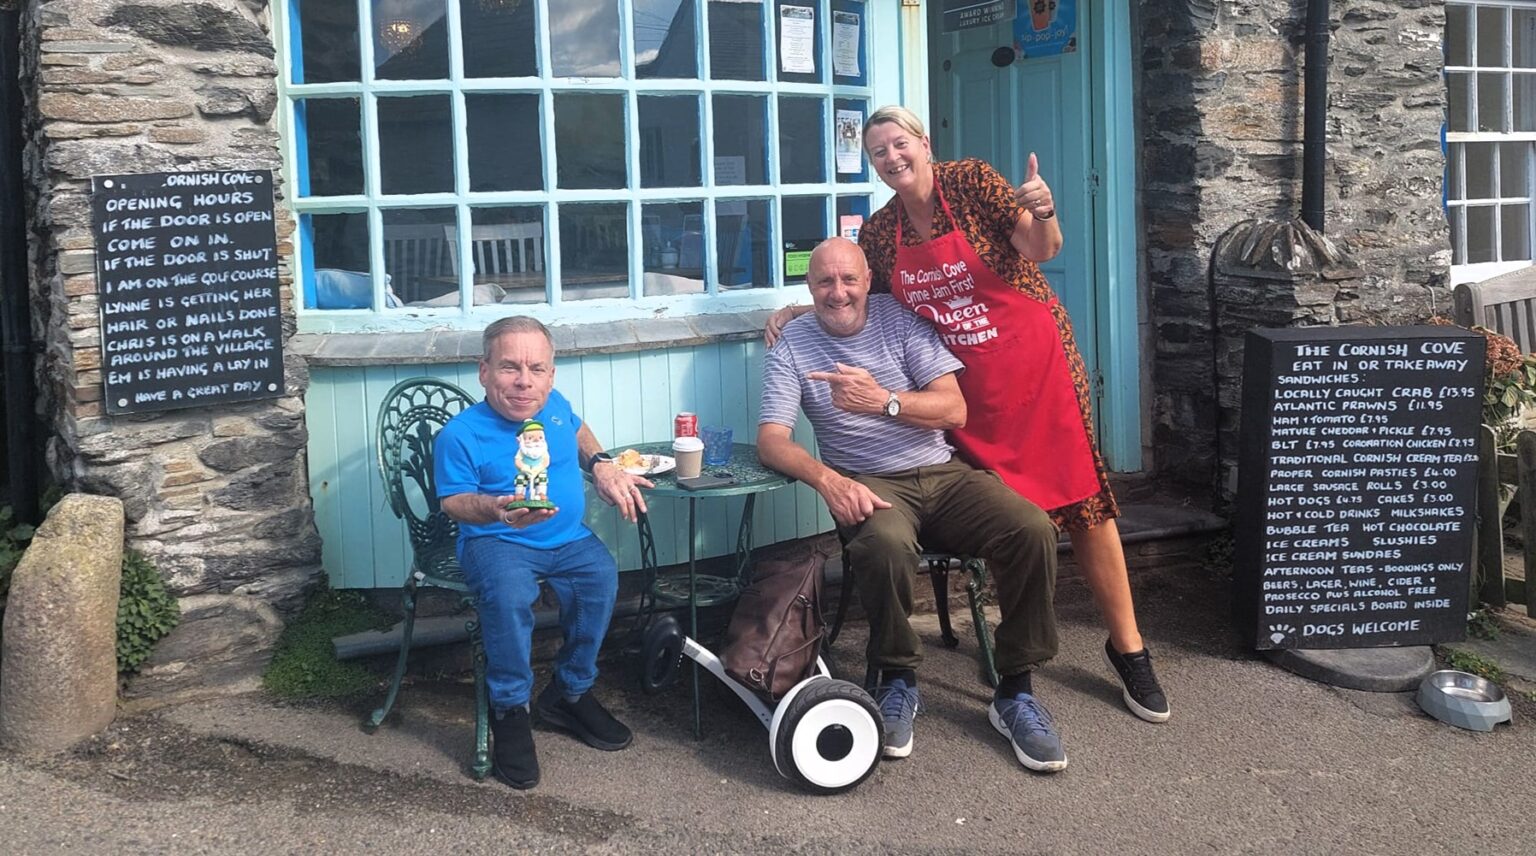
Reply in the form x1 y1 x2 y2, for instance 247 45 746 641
509 420 554 508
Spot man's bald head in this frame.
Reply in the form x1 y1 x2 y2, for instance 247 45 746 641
808 237 868 277
806 237 873 338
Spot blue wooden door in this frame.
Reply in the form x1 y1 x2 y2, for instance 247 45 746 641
928 3 1100 423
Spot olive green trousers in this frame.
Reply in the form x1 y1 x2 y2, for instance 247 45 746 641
837 459 1060 677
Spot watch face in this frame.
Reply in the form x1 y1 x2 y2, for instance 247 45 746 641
884 396 900 416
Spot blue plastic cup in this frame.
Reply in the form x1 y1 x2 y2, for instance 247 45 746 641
701 425 733 466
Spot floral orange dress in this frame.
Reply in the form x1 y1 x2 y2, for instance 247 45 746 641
859 158 1118 531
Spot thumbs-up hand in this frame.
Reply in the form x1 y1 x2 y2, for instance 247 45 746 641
1013 152 1055 220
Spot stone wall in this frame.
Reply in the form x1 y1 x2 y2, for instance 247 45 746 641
20 0 320 695
1137 0 1450 491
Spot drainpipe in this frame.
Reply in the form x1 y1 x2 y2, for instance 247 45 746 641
1301 0 1330 232
0 9 39 525
899 0 927 125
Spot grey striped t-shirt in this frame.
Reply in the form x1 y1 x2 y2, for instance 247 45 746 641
760 294 964 475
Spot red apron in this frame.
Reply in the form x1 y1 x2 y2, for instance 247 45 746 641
889 184 1100 512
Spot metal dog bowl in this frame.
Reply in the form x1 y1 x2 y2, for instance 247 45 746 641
1417 670 1513 732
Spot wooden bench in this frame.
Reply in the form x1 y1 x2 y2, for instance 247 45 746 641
1512 431 1536 617
1455 271 1536 615
1454 268 1536 351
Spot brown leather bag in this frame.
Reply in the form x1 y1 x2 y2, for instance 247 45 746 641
722 547 827 702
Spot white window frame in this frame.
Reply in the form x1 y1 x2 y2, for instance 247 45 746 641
1447 0 1536 285
273 0 899 332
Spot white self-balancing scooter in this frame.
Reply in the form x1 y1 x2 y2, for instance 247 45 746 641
646 617 882 794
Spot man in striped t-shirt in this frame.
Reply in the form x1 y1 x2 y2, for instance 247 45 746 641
758 238 1065 772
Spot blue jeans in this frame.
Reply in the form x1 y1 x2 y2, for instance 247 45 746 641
459 533 618 711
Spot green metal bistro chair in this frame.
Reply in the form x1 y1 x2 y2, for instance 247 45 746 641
362 377 492 780
827 544 1000 688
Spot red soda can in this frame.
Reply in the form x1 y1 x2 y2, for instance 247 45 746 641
674 412 698 438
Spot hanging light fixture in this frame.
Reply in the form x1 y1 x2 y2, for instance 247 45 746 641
379 17 419 51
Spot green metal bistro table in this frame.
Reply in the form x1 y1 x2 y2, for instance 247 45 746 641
601 441 794 737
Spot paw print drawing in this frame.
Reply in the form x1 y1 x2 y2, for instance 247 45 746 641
1268 624 1298 647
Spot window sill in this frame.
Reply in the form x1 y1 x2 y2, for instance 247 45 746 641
289 310 778 366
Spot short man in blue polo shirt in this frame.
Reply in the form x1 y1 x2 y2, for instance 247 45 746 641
436 315 651 790
758 238 1066 773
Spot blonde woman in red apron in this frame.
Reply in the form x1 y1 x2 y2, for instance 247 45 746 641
766 106 1169 741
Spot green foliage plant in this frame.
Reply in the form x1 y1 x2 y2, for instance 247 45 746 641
1471 324 1536 454
1441 647 1507 684
0 505 36 612
1 504 180 673
262 587 393 700
1467 608 1501 641
0 506 38 650
1427 318 1536 454
117 550 180 673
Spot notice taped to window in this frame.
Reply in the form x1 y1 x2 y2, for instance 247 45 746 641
1234 326 1485 650
90 170 284 415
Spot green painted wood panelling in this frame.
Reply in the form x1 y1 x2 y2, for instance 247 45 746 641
334 368 389 587
309 341 833 588
687 345 728 559
305 371 346 585
606 352 647 569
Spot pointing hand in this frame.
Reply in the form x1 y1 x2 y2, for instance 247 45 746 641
806 362 888 415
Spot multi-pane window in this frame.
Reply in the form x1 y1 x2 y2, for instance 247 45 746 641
1446 1 1536 284
279 0 879 321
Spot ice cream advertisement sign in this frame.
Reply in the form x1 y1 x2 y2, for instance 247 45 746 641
1014 0 1076 58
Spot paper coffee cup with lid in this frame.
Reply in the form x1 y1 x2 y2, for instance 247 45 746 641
672 435 704 479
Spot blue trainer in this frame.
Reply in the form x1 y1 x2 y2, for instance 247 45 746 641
872 678 920 759
989 692 1068 773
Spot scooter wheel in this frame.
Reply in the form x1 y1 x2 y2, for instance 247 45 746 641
771 678 882 794
639 615 684 694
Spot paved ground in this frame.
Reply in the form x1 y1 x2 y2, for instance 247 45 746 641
2 560 1532 855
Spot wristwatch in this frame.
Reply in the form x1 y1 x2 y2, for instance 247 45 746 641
883 390 901 418
586 451 614 472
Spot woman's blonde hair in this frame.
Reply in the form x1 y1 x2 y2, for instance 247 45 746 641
863 105 927 146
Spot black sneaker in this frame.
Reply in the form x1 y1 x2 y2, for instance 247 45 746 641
1103 638 1171 723
535 683 634 751
489 706 539 789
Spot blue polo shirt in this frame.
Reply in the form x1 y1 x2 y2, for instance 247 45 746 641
434 391 590 550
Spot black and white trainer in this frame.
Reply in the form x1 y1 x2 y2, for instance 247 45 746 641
1103 638 1171 723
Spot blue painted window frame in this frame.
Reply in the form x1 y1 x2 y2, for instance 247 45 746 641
274 0 900 331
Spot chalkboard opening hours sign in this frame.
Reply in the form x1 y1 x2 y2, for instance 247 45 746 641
90 170 284 415
1234 326 1485 651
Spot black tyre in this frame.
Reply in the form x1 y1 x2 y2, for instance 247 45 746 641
771 678 882 794
639 615 684 694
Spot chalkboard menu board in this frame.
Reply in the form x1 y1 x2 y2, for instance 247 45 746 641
90 170 284 415
1235 326 1486 650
